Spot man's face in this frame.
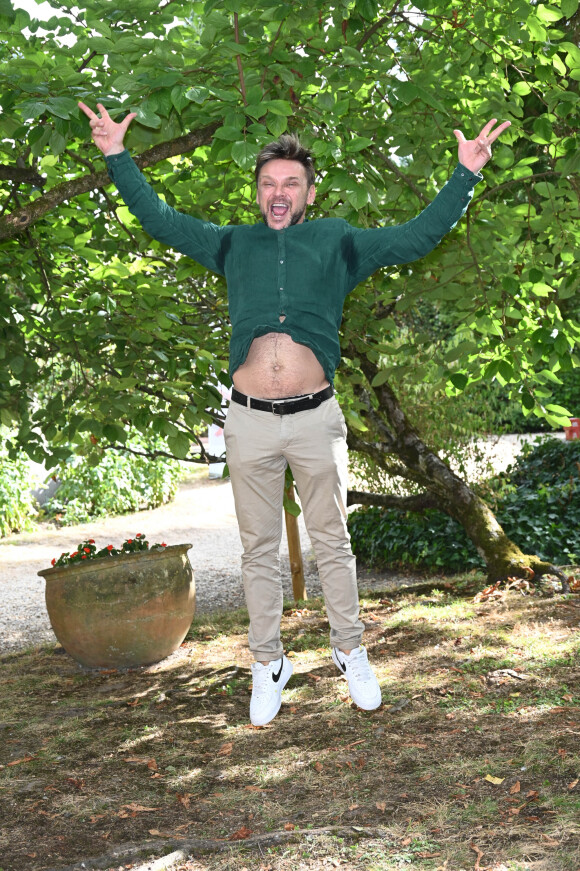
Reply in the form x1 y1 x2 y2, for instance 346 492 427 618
256 159 315 230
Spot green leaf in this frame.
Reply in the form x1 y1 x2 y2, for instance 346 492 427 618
263 99 293 116
449 373 469 391
521 392 535 410
525 14 547 40
19 100 47 120
532 116 553 143
47 97 79 120
231 141 260 169
561 0 579 15
134 106 162 128
49 129 66 155
167 433 191 460
498 361 514 381
371 369 390 387
267 113 288 137
346 137 373 152
393 81 420 104
538 369 564 384
213 125 244 141
545 403 572 417
355 0 378 20
185 87 210 104
558 283 578 300
531 282 553 297
535 3 563 22
344 410 368 432
346 187 369 210
283 492 301 516
342 46 365 65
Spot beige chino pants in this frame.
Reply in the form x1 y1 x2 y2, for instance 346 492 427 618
224 395 365 662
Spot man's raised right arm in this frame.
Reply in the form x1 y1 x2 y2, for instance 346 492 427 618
78 101 225 273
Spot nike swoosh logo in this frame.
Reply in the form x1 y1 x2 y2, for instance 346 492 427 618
336 655 346 673
272 660 284 683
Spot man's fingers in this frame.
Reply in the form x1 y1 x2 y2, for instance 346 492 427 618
453 129 466 143
478 118 497 139
477 118 511 143
119 112 137 133
96 102 113 121
485 120 511 144
78 101 97 121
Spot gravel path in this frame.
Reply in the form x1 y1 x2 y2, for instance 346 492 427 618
0 433 558 656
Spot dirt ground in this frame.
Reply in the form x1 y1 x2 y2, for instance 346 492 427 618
1 576 579 871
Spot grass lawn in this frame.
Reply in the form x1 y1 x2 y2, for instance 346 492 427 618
1 573 579 871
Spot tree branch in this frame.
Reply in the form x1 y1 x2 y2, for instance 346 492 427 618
347 489 439 510
234 13 247 104
0 121 220 241
102 440 224 466
0 164 46 187
356 16 390 51
477 171 559 202
371 147 430 205
44 825 393 871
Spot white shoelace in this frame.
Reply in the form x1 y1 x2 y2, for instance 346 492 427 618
345 648 374 683
252 661 278 696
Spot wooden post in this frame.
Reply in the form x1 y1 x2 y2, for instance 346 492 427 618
284 481 307 601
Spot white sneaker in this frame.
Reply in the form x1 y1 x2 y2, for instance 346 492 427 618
332 645 382 710
250 655 293 726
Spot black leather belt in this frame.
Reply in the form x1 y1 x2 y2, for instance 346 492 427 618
231 385 334 415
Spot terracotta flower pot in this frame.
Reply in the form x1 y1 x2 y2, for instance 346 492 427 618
38 544 195 669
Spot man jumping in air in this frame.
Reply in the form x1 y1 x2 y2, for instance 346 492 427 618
79 99 510 726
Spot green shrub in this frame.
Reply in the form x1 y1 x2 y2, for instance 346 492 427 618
488 437 580 565
348 437 580 572
496 435 580 489
43 441 184 526
348 506 482 573
471 370 580 434
0 436 38 536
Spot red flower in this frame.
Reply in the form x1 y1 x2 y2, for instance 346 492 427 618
84 547 91 553
70 551 78 558
161 543 167 547
127 539 133 544
81 555 87 559
107 545 114 551
88 539 95 544
51 558 56 566
137 533 144 538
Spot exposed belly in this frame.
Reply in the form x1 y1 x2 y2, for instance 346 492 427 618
232 331 329 399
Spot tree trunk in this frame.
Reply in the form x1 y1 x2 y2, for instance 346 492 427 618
346 375 566 588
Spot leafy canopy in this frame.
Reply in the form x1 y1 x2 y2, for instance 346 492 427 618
0 0 578 466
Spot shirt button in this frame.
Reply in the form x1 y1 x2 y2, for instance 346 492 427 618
280 259 284 264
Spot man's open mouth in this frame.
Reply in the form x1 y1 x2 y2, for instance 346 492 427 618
271 202 289 218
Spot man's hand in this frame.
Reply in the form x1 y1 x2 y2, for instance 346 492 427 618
78 101 137 156
453 118 511 174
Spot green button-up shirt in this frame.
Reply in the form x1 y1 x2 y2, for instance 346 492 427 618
105 150 480 382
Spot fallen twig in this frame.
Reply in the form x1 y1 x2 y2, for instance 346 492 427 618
470 842 485 870
44 825 393 871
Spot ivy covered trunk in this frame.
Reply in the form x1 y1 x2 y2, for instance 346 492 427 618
347 377 562 584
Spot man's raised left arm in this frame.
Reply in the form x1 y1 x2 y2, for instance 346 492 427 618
346 118 512 280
